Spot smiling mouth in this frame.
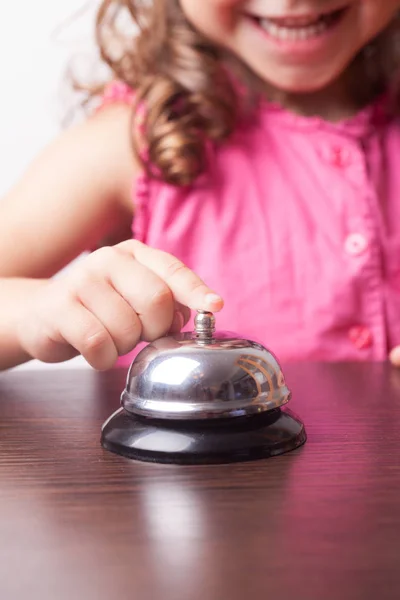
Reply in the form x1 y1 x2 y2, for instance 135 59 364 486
250 6 349 41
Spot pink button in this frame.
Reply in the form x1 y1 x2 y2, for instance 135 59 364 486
349 326 373 350
345 233 368 256
322 145 352 168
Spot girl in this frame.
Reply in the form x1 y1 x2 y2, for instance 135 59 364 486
1 0 400 371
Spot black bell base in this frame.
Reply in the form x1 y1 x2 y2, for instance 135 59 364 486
101 407 306 465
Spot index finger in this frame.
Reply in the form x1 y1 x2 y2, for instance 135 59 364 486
117 240 224 312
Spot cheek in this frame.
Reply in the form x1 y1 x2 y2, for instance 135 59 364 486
179 0 241 34
179 1 212 32
362 1 400 32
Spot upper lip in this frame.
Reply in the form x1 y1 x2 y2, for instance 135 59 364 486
247 4 348 21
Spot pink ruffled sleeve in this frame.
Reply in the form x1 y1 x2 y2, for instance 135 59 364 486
97 80 147 139
97 81 136 112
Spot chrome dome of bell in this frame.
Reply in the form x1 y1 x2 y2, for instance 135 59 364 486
121 311 291 420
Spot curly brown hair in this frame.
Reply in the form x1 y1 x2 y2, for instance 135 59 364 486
86 1 400 187
89 0 251 187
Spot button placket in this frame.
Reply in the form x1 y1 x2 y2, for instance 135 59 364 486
319 137 367 188
344 233 369 256
326 145 352 168
348 326 373 350
317 133 385 358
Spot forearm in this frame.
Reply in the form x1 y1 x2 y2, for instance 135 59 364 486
0 278 48 371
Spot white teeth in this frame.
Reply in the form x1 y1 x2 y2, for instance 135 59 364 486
259 18 329 41
282 17 321 27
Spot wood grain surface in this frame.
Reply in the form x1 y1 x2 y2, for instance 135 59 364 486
0 362 399 600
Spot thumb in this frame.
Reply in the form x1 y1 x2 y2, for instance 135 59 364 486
389 346 400 367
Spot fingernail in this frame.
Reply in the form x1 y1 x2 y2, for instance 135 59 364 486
205 293 224 309
170 310 185 333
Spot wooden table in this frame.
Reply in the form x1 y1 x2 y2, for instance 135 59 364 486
0 362 399 600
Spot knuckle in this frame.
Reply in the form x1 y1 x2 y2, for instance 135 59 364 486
70 267 96 292
121 318 141 340
92 245 116 262
117 321 142 355
81 327 111 355
186 277 206 294
69 266 107 300
85 246 121 273
148 285 173 311
118 239 141 254
165 259 187 280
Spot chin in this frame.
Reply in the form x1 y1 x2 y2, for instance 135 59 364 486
258 68 345 96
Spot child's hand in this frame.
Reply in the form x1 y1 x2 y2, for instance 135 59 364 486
16 240 223 370
389 347 400 367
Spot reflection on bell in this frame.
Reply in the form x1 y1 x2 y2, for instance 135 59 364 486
101 311 307 464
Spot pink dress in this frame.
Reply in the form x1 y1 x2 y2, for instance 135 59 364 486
101 82 400 363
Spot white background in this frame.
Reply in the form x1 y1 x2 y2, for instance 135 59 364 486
0 0 98 191
0 1 99 369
